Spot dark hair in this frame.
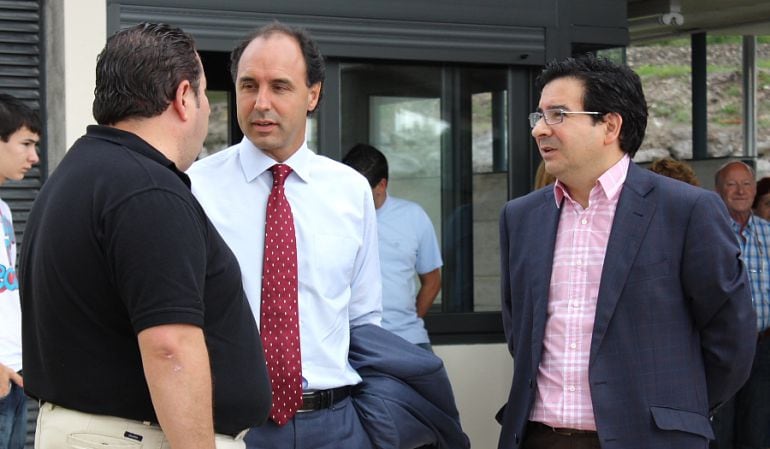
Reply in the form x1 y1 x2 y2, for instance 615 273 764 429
536 54 648 157
649 157 700 186
342 143 388 188
754 177 770 209
93 23 201 125
230 21 325 115
0 93 40 141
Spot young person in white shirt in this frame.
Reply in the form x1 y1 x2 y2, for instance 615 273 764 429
0 93 40 449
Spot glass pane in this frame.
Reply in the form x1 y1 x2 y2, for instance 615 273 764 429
470 71 508 312
201 90 230 158
340 62 509 314
707 36 743 158
341 63 444 308
369 95 442 238
628 39 693 163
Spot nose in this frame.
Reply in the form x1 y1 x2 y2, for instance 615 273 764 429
531 118 551 139
28 147 39 164
253 89 270 111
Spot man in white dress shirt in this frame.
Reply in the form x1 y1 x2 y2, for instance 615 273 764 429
188 22 382 449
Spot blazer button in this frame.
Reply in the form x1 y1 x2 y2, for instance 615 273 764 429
514 433 519 444
528 378 533 388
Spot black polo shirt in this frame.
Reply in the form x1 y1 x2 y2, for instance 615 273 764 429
20 125 270 436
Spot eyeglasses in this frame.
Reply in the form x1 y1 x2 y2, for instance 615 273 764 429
528 108 604 129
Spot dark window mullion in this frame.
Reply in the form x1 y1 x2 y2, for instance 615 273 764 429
441 66 474 313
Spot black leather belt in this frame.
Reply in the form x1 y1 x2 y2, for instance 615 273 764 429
529 421 598 437
297 386 352 413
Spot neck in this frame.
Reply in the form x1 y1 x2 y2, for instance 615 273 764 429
731 209 752 226
561 152 624 209
111 119 184 168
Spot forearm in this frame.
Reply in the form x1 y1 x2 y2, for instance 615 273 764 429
138 324 215 449
416 269 441 317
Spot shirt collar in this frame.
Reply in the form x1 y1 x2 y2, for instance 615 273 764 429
732 212 759 234
553 154 630 208
237 137 312 184
85 125 190 188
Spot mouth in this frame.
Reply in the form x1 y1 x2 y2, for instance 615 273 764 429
539 145 557 156
251 119 278 131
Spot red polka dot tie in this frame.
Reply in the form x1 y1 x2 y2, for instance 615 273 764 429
261 164 302 426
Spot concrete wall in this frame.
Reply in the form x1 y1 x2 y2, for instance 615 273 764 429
435 343 513 448
45 0 106 172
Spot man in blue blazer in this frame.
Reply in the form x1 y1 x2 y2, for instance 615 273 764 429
497 55 757 449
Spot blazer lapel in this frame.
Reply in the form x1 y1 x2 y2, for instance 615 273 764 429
531 188 561 373
590 163 656 365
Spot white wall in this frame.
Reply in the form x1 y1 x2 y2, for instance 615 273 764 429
45 0 106 171
435 343 513 449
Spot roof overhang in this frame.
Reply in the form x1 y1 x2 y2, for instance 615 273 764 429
628 0 770 43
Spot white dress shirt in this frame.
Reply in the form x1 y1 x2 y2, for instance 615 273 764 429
188 138 382 390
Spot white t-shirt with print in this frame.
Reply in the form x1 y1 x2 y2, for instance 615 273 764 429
0 199 21 372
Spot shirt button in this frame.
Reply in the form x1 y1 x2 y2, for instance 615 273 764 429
570 343 577 349
568 385 576 392
581 218 588 225
576 260 582 266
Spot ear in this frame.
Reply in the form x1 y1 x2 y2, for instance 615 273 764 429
375 178 388 192
307 82 322 113
172 80 194 121
602 112 623 145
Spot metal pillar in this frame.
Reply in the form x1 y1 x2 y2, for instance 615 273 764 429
743 35 757 158
692 32 708 159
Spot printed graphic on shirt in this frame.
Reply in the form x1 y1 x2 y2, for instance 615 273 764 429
0 212 17 292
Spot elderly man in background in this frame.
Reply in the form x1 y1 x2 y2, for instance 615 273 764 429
712 160 770 449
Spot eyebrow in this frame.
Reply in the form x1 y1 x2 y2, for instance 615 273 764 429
536 104 569 113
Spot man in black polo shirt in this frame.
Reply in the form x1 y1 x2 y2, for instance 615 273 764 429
19 23 271 449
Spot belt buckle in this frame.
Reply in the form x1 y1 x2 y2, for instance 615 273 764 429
297 390 320 413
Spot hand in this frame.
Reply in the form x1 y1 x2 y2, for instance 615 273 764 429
0 363 22 398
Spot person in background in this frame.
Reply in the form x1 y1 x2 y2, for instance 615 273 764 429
498 55 756 449
20 23 271 449
648 157 700 186
712 160 770 449
534 160 556 189
343 143 443 351
752 177 770 221
0 93 40 449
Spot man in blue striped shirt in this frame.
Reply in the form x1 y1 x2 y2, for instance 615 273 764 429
713 160 770 449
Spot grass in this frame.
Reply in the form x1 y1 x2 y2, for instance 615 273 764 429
635 41 770 125
635 64 690 77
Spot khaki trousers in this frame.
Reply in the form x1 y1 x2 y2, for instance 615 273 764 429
35 402 246 449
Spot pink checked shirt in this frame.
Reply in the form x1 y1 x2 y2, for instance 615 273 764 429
529 155 630 431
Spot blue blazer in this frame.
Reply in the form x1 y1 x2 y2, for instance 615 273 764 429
497 162 757 449
349 324 470 449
